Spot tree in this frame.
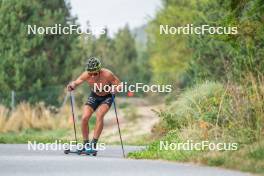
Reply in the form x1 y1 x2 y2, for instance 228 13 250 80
146 0 200 85
187 0 264 83
94 28 115 71
112 25 138 83
0 0 82 106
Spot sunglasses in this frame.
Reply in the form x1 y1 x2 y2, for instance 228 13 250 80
88 72 99 76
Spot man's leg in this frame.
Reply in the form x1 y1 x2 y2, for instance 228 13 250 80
81 105 94 142
92 104 110 147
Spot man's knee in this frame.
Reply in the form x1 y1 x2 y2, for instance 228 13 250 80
95 115 104 125
82 114 92 123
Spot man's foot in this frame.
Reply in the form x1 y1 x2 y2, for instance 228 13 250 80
91 138 98 150
83 138 98 154
84 147 97 154
82 140 90 151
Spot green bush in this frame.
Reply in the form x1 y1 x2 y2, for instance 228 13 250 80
159 80 264 143
160 82 226 129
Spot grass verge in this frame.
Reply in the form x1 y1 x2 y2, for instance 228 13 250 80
129 131 264 174
129 81 264 174
0 129 70 143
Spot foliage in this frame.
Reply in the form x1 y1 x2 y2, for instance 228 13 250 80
129 79 264 173
160 82 226 130
186 0 264 83
0 0 82 106
147 0 264 85
146 0 202 85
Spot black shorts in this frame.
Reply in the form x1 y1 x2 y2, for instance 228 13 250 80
85 92 113 111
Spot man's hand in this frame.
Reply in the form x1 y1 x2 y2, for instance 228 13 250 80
67 72 87 91
67 82 76 91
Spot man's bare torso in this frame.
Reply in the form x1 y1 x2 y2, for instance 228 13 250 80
84 68 115 96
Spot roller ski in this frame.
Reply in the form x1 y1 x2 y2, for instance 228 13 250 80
64 147 97 156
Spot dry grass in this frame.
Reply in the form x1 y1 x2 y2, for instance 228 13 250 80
0 102 75 133
0 105 9 132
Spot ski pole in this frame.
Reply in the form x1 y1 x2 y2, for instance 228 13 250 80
112 94 125 158
70 91 78 145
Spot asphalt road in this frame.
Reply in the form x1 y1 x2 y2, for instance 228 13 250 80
0 144 252 176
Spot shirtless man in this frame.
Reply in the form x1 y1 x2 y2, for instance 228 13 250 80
67 57 121 150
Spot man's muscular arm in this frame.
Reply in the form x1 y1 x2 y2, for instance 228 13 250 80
67 72 88 91
108 71 121 93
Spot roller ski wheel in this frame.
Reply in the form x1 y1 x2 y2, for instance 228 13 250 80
84 148 97 156
64 149 70 154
